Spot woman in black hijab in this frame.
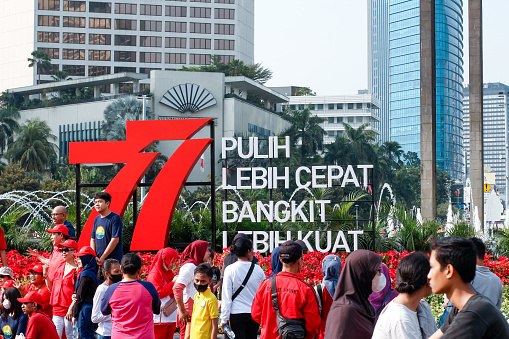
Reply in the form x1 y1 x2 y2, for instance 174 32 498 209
324 249 383 339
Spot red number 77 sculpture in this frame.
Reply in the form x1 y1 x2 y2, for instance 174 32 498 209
69 119 213 251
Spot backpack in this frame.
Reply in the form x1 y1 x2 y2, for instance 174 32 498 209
271 276 306 339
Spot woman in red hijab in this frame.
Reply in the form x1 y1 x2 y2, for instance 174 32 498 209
148 248 180 339
173 241 212 339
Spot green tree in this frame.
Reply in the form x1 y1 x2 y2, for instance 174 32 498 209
294 87 316 96
51 70 71 82
100 96 154 141
0 105 20 154
5 119 57 173
27 50 51 84
0 161 41 194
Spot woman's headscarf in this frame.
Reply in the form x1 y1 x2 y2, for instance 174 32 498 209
368 264 398 317
322 254 342 297
324 250 382 339
181 240 209 266
266 246 282 279
149 247 179 284
75 254 99 291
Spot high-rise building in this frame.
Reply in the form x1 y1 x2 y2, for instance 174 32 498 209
463 82 509 202
0 0 254 92
369 0 464 179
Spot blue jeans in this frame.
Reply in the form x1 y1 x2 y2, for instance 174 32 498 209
96 335 111 339
78 303 95 339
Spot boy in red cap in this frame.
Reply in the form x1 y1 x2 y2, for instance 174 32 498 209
18 291 59 339
28 224 69 281
23 265 52 318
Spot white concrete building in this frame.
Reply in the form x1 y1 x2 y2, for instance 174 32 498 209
283 94 380 144
0 0 254 92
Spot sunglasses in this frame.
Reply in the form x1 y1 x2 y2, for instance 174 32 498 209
61 247 75 253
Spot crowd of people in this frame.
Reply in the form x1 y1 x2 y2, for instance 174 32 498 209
0 190 506 338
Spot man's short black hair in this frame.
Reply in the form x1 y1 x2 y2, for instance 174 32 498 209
57 232 69 240
470 237 486 261
94 191 112 203
194 263 213 278
430 236 476 283
121 253 142 274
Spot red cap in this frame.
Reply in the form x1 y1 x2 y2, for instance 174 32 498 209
74 246 97 257
46 224 69 237
2 280 14 290
29 265 44 274
61 239 78 251
17 291 43 305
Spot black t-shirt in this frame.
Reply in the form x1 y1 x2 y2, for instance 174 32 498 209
440 293 509 338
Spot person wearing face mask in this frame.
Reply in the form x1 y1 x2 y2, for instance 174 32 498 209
101 253 161 339
220 238 265 339
92 259 121 339
369 264 398 320
251 240 320 339
189 264 218 339
372 253 437 339
147 247 180 339
23 265 52 318
0 287 28 338
314 254 342 339
174 240 212 339
73 246 99 339
324 249 383 339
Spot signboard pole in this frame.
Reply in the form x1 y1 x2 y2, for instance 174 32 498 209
76 164 81 238
371 167 376 251
210 121 216 250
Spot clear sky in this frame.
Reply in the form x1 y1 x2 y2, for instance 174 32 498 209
254 0 509 96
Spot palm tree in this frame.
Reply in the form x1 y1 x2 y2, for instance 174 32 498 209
5 118 57 173
27 50 51 84
51 71 71 82
101 96 154 141
0 106 20 154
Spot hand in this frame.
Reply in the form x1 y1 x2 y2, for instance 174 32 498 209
13 280 23 290
218 300 222 311
179 309 190 325
96 257 103 266
173 275 178 283
65 309 73 321
71 294 77 302
220 323 226 332
72 317 76 325
27 248 39 258
42 264 49 276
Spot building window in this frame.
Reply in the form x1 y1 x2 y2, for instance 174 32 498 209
62 64 85 76
215 0 234 3
89 34 111 45
115 3 136 14
63 1 85 11
140 4 161 15
38 47 59 59
38 0 60 10
214 8 234 19
356 103 363 109
328 131 335 137
165 21 186 32
348 116 354 123
328 117 334 124
140 20 162 31
218 55 234 63
347 103 354 109
338 117 343 122
141 36 162 47
89 18 111 29
37 63 59 75
190 7 211 18
337 103 343 109
89 2 111 13
214 23 234 35
114 35 136 46
38 15 60 26
189 38 210 49
356 116 363 123
38 31 60 43
248 123 270 138
190 22 210 33
88 66 110 76
328 104 335 110
63 32 85 44
191 0 210 2
63 16 85 28
190 54 211 65
114 51 136 62
165 37 186 48
165 53 186 64
214 39 234 50
298 104 304 110
63 49 85 60
317 104 323 110
140 52 162 63
165 6 186 17
114 66 136 73
88 50 111 61
115 19 136 30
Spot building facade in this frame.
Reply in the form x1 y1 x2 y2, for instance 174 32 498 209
284 94 380 144
0 0 254 92
463 83 509 203
369 0 464 179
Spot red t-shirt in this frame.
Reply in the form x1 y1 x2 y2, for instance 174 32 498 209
47 247 65 281
26 312 59 339
0 227 6 250
25 284 53 318
50 264 77 316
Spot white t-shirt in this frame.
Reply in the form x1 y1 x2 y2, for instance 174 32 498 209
220 261 265 325
175 263 198 303
372 301 422 339
153 294 178 324
91 283 112 336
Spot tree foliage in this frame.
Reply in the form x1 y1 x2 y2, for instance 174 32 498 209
101 96 154 141
0 162 41 194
